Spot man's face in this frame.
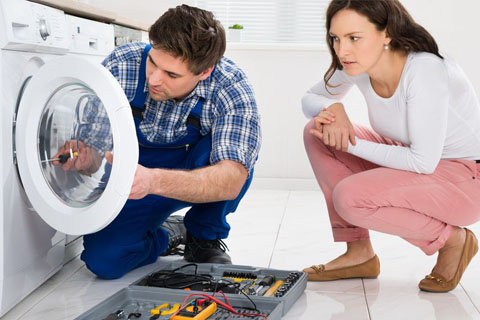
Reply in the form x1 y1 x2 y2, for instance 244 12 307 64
145 48 212 101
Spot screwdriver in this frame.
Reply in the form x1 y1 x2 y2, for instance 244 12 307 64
41 149 78 164
255 275 275 296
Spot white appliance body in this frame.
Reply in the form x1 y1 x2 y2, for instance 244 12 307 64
0 1 69 315
0 0 137 316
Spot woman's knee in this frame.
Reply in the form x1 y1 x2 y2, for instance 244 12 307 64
303 119 316 145
303 119 329 156
332 179 366 224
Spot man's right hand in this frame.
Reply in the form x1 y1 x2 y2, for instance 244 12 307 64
53 140 102 176
310 103 356 152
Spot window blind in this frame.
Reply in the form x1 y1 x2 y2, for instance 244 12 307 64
195 0 330 44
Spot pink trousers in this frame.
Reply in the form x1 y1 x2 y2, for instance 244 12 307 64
304 120 480 255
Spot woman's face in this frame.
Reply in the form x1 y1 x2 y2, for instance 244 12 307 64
329 9 390 76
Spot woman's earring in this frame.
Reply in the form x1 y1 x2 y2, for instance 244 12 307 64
384 44 389 50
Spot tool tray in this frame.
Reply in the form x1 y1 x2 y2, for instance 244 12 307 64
75 261 307 320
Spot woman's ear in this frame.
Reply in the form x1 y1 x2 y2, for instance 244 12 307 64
384 32 392 47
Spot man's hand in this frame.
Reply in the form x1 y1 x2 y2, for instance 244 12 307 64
105 152 153 200
309 103 356 152
53 140 102 175
129 164 154 200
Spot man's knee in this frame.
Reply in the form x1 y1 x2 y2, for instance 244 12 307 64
81 242 129 280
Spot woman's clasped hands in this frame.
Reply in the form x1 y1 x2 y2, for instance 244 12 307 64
309 103 357 152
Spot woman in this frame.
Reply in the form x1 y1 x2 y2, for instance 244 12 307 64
302 0 479 292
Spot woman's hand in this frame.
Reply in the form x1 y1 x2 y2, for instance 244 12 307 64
309 103 356 152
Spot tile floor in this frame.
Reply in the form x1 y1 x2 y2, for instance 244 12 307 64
3 189 480 320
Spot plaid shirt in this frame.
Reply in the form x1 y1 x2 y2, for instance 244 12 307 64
100 42 261 172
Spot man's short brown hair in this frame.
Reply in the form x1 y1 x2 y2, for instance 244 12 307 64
149 5 226 75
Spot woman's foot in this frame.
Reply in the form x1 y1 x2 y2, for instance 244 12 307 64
431 227 466 281
323 240 376 271
419 228 478 292
303 239 380 281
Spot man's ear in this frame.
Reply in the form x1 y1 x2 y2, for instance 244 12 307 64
198 65 214 80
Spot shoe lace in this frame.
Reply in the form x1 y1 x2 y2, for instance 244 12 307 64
193 238 229 252
164 234 185 256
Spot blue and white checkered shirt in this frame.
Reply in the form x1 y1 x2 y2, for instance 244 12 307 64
101 42 261 172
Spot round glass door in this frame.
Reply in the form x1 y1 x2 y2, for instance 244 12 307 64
38 83 113 207
15 56 138 235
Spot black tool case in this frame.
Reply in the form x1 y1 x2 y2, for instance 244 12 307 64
75 261 307 320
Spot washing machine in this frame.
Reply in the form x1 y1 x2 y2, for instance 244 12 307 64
0 0 138 316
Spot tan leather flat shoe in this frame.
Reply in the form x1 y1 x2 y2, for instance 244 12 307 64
303 255 380 281
419 228 478 293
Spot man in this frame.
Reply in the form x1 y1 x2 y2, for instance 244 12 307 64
74 5 261 279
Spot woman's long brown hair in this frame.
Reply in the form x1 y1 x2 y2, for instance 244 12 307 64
324 0 443 90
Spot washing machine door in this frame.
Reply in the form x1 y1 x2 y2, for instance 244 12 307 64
15 56 138 235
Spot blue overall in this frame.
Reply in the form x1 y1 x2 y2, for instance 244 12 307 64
81 45 253 279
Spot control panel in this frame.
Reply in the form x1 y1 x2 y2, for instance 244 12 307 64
0 0 69 53
66 14 114 57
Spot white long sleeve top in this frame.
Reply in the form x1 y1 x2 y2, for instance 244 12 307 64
302 52 480 174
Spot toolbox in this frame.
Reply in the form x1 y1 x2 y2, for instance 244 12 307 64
75 261 307 320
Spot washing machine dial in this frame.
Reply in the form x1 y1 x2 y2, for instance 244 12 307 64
39 18 51 40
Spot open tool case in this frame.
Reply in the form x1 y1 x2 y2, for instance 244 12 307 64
76 261 307 320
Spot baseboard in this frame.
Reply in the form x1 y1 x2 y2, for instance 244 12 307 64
64 236 83 264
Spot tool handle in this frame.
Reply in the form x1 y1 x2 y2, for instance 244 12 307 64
258 275 275 286
58 154 70 164
263 280 284 297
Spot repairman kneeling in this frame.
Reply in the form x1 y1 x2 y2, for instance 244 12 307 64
54 5 261 279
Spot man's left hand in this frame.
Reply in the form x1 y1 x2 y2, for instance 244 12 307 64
129 164 154 200
105 152 153 200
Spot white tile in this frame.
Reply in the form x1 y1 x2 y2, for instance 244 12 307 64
283 289 369 320
459 246 480 312
364 229 480 320
70 255 182 284
2 258 85 320
462 221 480 311
366 290 480 320
270 191 365 294
227 189 290 266
270 190 337 270
363 232 439 296
18 278 129 320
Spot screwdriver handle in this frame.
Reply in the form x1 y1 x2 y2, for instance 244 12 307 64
263 280 284 297
259 275 275 286
58 154 70 164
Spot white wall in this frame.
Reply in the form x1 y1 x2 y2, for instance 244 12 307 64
85 0 480 189
86 0 194 26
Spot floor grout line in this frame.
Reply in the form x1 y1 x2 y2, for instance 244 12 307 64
460 283 480 314
361 279 373 320
16 257 85 320
267 190 291 268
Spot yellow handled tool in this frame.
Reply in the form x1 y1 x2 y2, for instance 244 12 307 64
263 280 284 297
150 303 181 316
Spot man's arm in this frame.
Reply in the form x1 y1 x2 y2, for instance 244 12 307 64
129 160 248 202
